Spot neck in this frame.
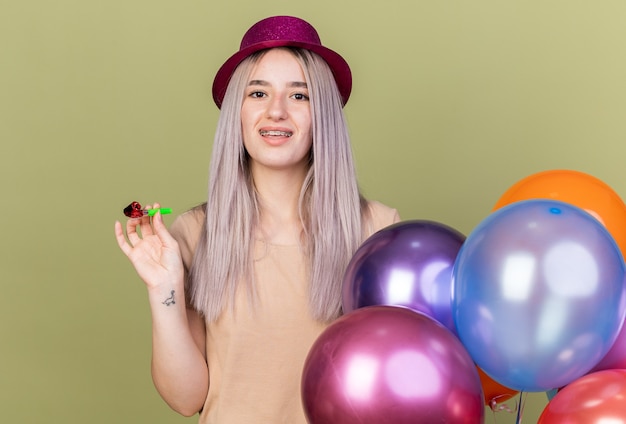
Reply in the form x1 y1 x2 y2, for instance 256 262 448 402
251 163 309 245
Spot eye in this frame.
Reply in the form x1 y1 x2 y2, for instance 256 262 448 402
248 90 266 99
291 93 309 101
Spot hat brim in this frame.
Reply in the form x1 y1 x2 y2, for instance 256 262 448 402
212 40 352 108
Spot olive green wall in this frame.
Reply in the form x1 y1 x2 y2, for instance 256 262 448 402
2 1 625 422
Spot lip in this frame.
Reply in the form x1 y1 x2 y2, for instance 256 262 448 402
258 127 293 146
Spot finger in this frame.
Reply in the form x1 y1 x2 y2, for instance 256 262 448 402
138 202 161 237
114 221 133 257
143 202 160 212
138 212 154 237
152 210 178 248
125 217 143 246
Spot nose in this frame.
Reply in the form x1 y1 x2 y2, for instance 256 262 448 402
266 94 288 121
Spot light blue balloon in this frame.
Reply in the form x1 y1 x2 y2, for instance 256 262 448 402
545 388 559 401
453 199 626 392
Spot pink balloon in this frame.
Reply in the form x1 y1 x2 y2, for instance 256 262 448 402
301 306 484 424
539 369 626 423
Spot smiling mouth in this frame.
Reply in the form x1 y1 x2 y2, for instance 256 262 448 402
259 130 292 137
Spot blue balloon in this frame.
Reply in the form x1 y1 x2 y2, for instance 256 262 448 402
453 200 626 392
342 220 465 332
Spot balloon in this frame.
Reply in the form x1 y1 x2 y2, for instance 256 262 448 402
453 199 626 392
538 369 626 423
477 367 517 408
302 306 484 424
591 319 626 372
545 388 559 401
342 220 465 332
493 169 626 258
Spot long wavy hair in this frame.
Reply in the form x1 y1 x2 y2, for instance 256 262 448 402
189 47 368 323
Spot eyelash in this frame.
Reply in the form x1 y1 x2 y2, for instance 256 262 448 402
247 91 309 101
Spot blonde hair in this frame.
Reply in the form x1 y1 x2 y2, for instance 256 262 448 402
189 48 367 322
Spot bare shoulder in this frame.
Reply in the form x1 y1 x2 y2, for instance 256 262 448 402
364 200 401 236
169 204 206 264
170 204 205 235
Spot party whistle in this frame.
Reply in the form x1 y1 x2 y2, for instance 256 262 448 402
145 208 172 216
123 201 172 218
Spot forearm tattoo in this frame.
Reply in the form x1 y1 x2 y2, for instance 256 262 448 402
162 290 176 306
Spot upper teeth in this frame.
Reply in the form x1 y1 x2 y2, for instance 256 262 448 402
260 130 292 137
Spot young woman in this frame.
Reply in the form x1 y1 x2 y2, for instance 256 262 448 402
115 15 399 423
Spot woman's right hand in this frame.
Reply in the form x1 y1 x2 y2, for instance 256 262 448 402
114 203 184 291
115 204 209 415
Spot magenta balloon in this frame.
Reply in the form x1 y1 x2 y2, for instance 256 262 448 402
301 306 484 424
342 220 465 332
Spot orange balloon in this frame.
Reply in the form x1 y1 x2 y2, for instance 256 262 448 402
477 367 517 407
494 169 626 258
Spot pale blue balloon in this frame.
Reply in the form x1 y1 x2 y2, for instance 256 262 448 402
453 199 626 392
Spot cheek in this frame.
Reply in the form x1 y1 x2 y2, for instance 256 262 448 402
240 103 258 126
298 112 313 137
240 111 251 131
240 110 256 143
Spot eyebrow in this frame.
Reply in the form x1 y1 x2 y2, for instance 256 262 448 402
248 80 308 89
